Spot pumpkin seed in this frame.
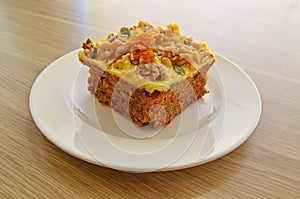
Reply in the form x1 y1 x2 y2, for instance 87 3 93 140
157 50 162 56
173 65 185 76
120 27 130 36
116 34 128 42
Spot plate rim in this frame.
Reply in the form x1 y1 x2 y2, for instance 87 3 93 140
29 49 262 172
168 53 262 171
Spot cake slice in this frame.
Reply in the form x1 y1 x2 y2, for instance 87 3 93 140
78 21 216 128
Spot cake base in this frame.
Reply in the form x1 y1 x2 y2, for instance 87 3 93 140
85 61 212 128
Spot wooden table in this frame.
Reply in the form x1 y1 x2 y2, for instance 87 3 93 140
1 0 299 198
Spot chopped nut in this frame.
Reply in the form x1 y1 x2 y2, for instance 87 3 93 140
106 33 115 41
184 37 193 46
191 51 200 64
138 64 166 81
90 47 97 59
110 39 123 49
139 56 145 65
86 38 93 45
84 48 90 55
161 57 172 67
114 44 130 58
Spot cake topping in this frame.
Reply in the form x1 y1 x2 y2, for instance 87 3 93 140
130 49 155 65
138 64 166 81
173 65 185 76
90 47 97 59
78 21 216 92
119 27 131 36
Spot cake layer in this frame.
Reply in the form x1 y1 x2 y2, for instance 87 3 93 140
86 61 211 128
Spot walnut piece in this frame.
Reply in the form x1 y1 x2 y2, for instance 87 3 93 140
138 64 166 81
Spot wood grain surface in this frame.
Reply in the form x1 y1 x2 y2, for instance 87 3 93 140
1 0 299 198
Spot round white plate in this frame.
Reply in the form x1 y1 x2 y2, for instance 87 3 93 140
29 50 261 172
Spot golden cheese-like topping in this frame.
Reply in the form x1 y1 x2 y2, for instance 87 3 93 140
78 21 216 92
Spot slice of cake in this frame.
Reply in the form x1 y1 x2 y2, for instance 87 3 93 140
78 21 216 128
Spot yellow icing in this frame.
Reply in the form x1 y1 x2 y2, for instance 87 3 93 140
83 53 212 92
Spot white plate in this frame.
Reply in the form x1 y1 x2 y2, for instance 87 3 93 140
29 50 261 172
